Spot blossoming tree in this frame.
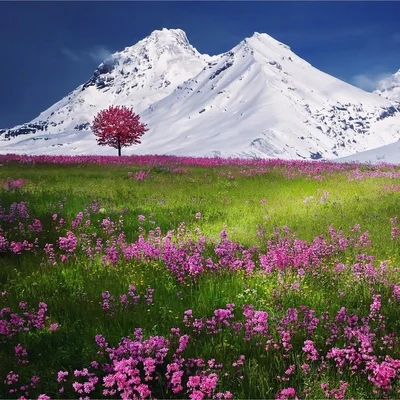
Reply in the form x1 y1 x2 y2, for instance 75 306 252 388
91 105 148 156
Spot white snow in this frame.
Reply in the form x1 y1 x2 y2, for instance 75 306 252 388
337 140 400 164
1 28 400 161
374 69 400 102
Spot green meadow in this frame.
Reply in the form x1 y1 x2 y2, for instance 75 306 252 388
0 158 399 399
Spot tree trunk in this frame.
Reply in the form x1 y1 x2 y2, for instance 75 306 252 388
117 136 121 156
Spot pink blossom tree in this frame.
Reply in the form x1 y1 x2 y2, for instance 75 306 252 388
91 106 148 156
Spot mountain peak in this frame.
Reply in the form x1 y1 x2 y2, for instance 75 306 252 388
143 28 191 47
248 32 291 50
115 27 202 61
232 31 293 59
148 28 187 39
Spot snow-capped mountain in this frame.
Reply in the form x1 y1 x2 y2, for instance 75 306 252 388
0 29 212 136
374 70 400 102
1 28 400 159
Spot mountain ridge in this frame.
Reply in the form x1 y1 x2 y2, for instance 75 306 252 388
1 28 400 160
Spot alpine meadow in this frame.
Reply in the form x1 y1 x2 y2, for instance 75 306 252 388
0 154 399 399
2 3 400 398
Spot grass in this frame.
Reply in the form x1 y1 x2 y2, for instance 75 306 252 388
0 158 399 399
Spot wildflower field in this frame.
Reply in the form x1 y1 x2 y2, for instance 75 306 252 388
0 154 399 400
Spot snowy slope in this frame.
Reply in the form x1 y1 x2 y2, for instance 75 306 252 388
337 140 400 164
1 29 400 159
374 70 400 102
336 69 400 164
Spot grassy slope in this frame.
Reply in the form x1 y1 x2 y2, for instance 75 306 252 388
0 161 399 398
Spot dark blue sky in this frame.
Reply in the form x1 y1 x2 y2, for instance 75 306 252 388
1 1 399 128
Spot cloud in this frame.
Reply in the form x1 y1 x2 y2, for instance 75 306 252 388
352 72 393 91
60 48 81 62
88 46 113 63
60 46 113 64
